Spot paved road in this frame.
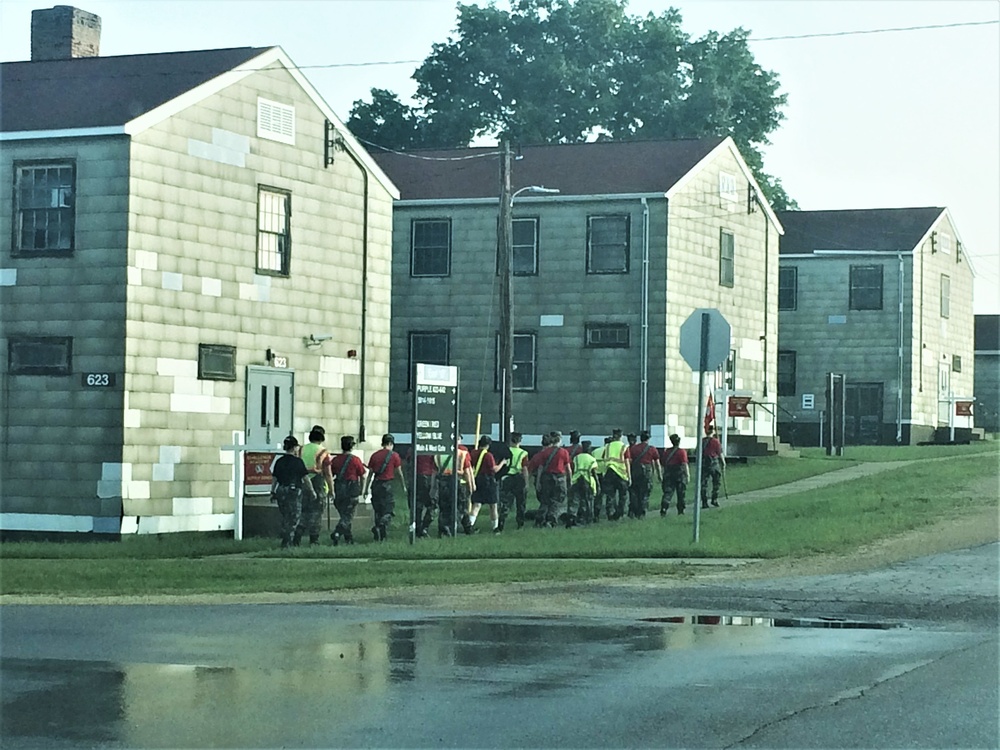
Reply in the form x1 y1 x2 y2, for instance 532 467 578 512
1 543 997 749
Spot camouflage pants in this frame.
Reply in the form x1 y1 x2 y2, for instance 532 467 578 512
371 479 395 536
274 484 302 548
412 474 437 536
499 474 527 528
628 465 653 517
438 479 471 536
661 469 687 514
568 477 595 525
332 478 362 543
701 459 722 505
600 471 629 520
295 473 326 544
536 472 567 527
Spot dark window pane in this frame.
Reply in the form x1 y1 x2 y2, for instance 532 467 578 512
849 266 883 310
588 216 629 274
777 351 796 397
778 267 797 310
199 344 237 380
412 219 451 276
9 337 72 375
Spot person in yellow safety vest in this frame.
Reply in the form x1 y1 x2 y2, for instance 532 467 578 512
497 432 530 531
592 437 611 522
599 428 631 521
435 439 476 537
567 440 599 527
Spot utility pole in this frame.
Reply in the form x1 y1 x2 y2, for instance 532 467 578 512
498 140 513 443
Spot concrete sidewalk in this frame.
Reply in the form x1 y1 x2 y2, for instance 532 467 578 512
723 460 918 505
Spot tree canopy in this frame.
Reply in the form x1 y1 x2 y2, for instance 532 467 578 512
348 0 796 209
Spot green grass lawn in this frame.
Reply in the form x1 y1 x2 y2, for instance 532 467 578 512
798 442 998 462
2 450 996 597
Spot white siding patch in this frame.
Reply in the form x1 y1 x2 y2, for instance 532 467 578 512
160 446 182 464
161 271 183 291
136 513 235 534
134 250 158 270
239 282 258 301
157 358 198 378
127 267 143 286
125 481 150 499
202 277 223 297
187 128 248 167
124 391 141 428
667 413 679 427
739 338 764 362
169 393 231 414
322 356 361 376
540 315 564 327
319 371 345 389
172 497 214 516
828 315 847 325
940 320 948 338
0 269 16 286
254 274 272 302
1 513 95 533
152 463 175 482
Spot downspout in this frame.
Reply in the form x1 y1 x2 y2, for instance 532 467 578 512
896 252 904 443
640 198 650 428
762 206 769 399
335 136 370 443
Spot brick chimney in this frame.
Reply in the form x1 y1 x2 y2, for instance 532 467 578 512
31 6 101 61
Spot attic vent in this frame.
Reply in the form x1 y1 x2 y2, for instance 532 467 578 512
257 98 295 145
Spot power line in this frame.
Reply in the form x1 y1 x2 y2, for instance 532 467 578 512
292 19 999 69
749 19 998 43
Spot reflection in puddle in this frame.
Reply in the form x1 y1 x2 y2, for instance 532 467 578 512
0 614 897 747
640 614 904 630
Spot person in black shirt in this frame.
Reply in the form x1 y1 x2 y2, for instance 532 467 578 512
271 435 309 548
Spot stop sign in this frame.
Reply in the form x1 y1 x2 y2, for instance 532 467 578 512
679 308 731 370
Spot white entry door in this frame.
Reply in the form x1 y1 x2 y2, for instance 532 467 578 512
246 366 294 446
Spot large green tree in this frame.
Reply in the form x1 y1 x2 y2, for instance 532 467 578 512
348 0 796 209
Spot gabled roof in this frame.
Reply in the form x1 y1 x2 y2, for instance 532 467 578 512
975 315 999 352
0 46 398 197
372 137 726 200
0 47 269 132
777 207 946 255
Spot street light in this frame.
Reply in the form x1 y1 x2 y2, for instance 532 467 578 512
498 140 559 442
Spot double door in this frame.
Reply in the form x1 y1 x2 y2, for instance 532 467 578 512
245 366 294 447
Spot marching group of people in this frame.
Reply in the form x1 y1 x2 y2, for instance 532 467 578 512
270 423 727 547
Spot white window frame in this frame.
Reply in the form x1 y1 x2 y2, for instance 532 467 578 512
495 332 537 391
411 219 451 277
940 274 951 319
14 161 75 255
586 215 629 274
257 98 295 145
585 323 629 349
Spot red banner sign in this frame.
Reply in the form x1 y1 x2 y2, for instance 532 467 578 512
244 452 279 487
728 396 751 418
955 401 974 417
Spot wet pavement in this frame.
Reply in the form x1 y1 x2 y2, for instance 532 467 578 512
1 544 998 749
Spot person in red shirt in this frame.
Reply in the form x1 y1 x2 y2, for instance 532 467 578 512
700 425 726 508
527 431 572 528
363 434 406 542
327 435 367 545
659 433 689 516
626 430 661 519
468 435 506 533
406 448 439 538
436 439 476 536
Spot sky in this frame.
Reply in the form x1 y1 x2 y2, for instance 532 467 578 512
2 0 997 313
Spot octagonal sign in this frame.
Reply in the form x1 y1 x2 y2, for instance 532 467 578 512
679 308 731 371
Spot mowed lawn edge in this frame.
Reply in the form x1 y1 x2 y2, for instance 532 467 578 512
1 451 996 597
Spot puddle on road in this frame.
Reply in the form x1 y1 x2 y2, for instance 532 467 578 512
640 614 904 630
1 613 904 747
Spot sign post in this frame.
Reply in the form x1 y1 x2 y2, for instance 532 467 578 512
220 432 282 541
412 363 460 543
680 309 732 543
